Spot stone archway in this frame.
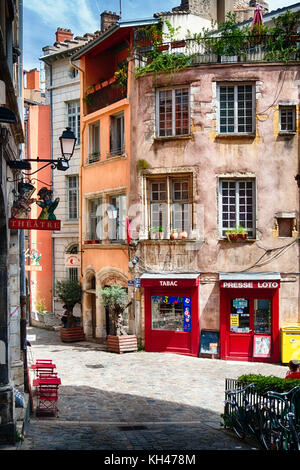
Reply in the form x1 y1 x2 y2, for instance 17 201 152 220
96 267 128 340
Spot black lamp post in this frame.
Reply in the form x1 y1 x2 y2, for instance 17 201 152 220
8 127 77 172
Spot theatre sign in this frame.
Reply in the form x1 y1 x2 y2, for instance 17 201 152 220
9 183 61 231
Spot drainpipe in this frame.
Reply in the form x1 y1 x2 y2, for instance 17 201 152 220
18 0 28 391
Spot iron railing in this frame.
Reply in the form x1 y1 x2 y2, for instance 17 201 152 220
86 83 127 115
136 35 300 67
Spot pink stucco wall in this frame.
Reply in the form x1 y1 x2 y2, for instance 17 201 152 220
130 62 300 331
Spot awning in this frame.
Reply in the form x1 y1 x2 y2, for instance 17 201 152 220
219 272 281 281
140 272 200 287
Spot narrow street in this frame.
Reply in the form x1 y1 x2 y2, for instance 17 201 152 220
18 326 288 452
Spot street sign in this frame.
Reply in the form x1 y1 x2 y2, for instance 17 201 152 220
65 254 81 268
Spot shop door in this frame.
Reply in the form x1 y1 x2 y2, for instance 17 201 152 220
226 292 273 361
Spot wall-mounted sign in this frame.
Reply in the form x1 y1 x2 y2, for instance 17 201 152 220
9 218 61 231
65 254 81 268
10 185 61 231
253 334 271 358
25 265 42 271
221 281 280 289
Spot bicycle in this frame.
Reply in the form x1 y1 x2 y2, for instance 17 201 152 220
260 386 300 451
224 383 264 445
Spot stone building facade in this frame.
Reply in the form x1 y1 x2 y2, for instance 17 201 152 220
0 0 25 444
41 29 91 315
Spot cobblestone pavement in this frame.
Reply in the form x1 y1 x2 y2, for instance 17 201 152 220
18 326 288 452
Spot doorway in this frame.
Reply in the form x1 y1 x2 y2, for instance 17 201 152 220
220 287 280 363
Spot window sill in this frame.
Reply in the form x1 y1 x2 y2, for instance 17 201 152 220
154 135 192 142
140 238 198 244
278 131 296 136
218 238 257 243
216 133 256 139
83 241 127 249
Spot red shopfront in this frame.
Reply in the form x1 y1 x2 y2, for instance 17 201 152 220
220 274 281 363
140 273 200 357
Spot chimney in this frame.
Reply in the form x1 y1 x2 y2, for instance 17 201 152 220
26 69 40 90
55 27 74 43
217 0 235 23
101 11 119 31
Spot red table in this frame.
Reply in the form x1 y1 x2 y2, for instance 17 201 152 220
33 377 61 387
31 363 56 371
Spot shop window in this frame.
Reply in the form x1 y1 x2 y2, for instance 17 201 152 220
110 112 124 156
151 295 191 331
279 105 296 134
219 179 256 238
88 121 100 163
148 175 192 238
217 84 255 134
254 299 271 334
66 100 80 144
230 298 250 333
156 87 190 138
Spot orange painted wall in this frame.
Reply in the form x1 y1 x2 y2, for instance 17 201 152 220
80 47 132 278
27 104 53 313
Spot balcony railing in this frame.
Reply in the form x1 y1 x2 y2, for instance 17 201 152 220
136 34 300 68
86 82 127 115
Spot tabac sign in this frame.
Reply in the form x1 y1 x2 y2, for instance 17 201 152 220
9 183 61 231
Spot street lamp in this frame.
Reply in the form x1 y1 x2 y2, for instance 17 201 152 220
8 127 77 172
59 127 77 162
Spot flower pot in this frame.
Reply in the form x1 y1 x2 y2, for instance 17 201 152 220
158 232 164 240
157 44 169 51
84 240 92 244
95 83 101 91
150 231 157 240
171 40 186 48
60 326 85 343
91 240 100 244
107 335 138 354
101 80 109 88
170 231 178 240
179 230 188 239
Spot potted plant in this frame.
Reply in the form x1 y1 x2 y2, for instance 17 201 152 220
99 284 137 354
150 226 157 240
179 229 188 239
170 228 178 240
55 279 84 342
158 226 164 239
226 226 248 241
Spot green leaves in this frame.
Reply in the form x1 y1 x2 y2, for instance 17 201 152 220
238 373 300 395
55 279 82 311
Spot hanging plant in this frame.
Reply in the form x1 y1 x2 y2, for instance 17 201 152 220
114 63 128 92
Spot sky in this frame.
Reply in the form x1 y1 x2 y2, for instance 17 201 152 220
23 0 298 72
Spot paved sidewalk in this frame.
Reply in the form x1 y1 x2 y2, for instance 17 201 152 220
18 326 288 451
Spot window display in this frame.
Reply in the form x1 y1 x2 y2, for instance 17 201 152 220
230 298 250 333
254 299 271 334
151 296 191 331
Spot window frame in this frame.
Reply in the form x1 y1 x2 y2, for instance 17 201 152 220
156 87 190 138
66 175 79 221
217 83 256 135
66 100 80 145
88 121 100 163
218 178 256 239
88 197 102 241
279 105 296 134
110 112 125 156
147 174 193 237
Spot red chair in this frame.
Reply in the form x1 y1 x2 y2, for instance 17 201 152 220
36 384 59 417
38 372 58 379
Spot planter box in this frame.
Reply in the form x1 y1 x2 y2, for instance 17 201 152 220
171 40 186 48
60 326 85 343
107 335 138 354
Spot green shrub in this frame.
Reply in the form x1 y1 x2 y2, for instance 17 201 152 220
237 373 300 395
